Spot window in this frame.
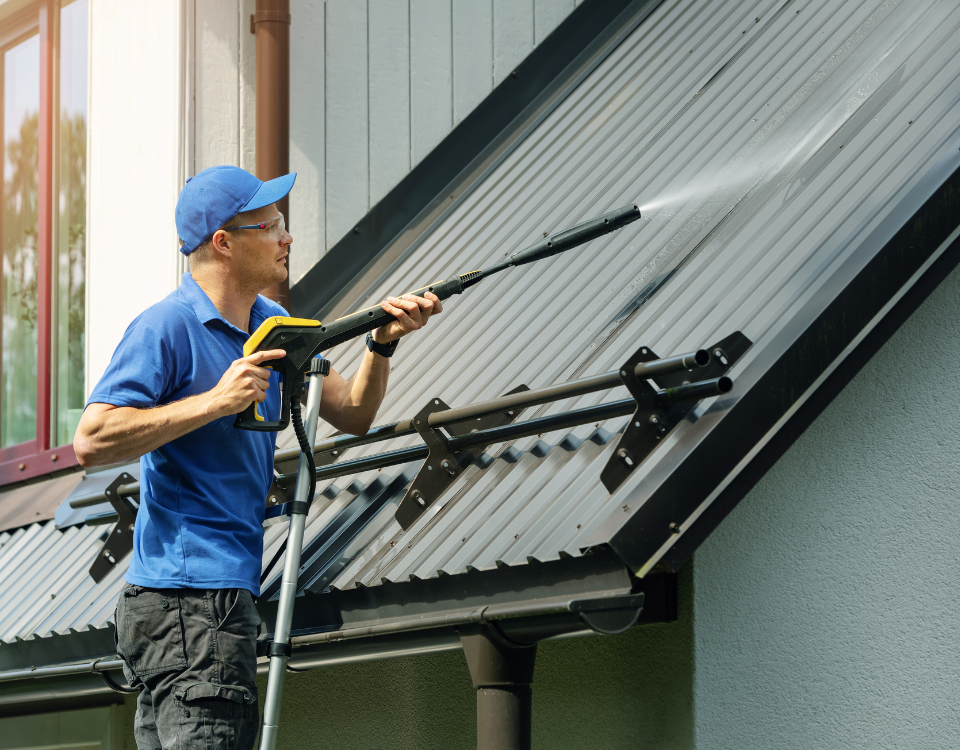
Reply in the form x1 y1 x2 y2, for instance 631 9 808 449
0 0 87 485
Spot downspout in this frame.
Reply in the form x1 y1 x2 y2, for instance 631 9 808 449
253 0 291 312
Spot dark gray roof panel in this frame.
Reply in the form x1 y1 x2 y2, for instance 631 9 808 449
267 0 960 592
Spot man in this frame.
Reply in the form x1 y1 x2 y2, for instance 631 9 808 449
74 165 441 749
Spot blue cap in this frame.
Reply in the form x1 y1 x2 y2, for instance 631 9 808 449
176 165 297 255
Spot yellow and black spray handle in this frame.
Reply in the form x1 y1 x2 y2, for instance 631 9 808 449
235 204 641 432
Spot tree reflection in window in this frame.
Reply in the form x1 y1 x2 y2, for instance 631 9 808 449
1 35 40 449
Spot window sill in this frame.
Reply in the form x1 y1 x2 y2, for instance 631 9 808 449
0 444 80 489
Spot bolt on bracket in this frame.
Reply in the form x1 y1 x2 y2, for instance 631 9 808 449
395 388 529 531
601 331 752 494
89 472 138 584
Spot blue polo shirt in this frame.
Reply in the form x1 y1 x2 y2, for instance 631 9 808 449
88 273 285 594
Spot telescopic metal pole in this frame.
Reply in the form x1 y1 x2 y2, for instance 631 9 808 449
259 360 327 750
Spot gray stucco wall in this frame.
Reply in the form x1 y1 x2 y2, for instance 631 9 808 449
693 262 960 749
120 567 694 749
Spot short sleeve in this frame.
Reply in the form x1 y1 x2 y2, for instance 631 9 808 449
87 314 175 409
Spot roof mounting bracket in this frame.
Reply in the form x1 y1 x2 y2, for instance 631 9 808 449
600 345 669 493
395 398 470 531
395 390 528 530
88 472 138 584
601 332 751 493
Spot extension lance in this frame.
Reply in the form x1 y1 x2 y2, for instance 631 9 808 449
243 204 640 750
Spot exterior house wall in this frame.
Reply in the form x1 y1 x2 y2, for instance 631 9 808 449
288 0 581 284
692 262 960 747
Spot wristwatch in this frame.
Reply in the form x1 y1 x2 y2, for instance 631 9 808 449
366 331 399 358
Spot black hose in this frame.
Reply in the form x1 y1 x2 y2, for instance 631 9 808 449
260 393 317 587
290 396 317 508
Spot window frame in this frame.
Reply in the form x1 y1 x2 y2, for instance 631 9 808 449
0 0 83 486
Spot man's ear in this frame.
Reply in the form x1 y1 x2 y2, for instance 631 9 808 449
209 228 233 259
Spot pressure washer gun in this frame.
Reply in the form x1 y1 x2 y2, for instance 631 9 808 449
245 204 641 750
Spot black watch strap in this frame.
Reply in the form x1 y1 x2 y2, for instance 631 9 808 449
366 332 399 358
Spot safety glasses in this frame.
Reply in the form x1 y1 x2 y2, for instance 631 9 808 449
222 213 286 241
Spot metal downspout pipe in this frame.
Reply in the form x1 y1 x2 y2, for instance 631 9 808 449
253 0 291 312
461 629 536 750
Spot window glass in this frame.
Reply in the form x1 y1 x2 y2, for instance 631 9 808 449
56 0 88 446
1 35 40 449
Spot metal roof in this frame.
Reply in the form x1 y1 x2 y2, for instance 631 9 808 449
263 0 960 594
2 0 960 648
0 521 124 645
0 472 82 533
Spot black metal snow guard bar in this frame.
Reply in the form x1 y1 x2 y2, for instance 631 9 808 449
267 330 750 530
73 332 750 579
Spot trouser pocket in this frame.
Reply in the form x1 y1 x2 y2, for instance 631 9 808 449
175 682 259 750
209 589 260 688
117 586 187 678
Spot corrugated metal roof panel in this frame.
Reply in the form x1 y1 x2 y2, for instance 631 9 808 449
0 522 123 644
0 473 82 533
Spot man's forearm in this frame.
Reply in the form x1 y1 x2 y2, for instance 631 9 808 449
328 350 391 435
75 394 224 467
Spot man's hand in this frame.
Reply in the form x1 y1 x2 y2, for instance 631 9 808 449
205 349 286 416
75 348 288 468
373 292 443 344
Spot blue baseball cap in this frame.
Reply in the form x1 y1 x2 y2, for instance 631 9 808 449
176 165 296 255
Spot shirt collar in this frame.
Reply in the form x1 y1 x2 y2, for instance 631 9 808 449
179 273 275 336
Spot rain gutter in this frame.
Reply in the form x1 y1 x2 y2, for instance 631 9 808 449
0 594 643 710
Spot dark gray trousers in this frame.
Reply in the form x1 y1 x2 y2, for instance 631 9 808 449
115 583 261 750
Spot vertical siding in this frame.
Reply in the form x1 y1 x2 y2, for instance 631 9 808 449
289 0 325 282
452 0 493 124
368 0 411 205
324 1 369 247
410 0 453 164
493 0 534 82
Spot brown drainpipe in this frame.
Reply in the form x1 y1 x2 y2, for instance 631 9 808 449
253 0 292 312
